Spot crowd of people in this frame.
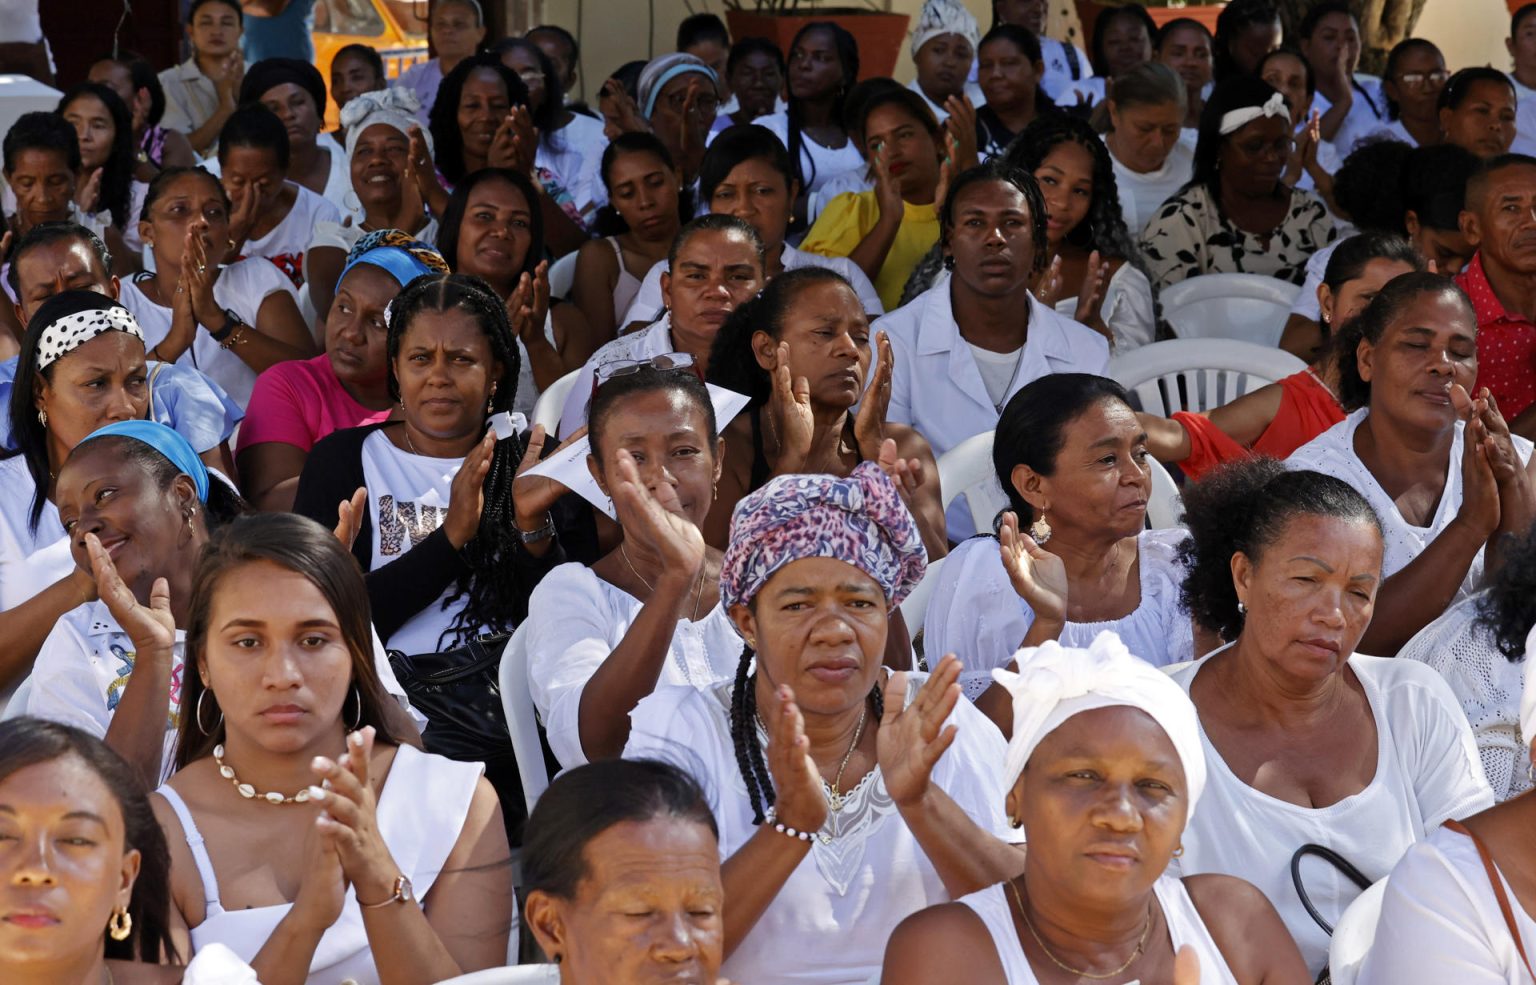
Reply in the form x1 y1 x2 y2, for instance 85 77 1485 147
7 0 1536 982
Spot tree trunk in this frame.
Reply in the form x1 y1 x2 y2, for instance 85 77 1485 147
1275 0 1430 74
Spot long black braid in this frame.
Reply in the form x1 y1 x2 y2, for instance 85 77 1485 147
729 640 888 826
385 273 526 647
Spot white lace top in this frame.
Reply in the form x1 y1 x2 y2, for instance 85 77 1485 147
624 672 1023 985
925 529 1194 699
1398 591 1532 802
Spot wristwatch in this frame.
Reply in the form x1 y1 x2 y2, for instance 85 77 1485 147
209 307 242 342
359 873 414 909
516 512 556 544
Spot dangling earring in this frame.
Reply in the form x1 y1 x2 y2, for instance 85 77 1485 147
195 689 223 735
36 409 46 428
107 906 132 941
345 685 363 731
1030 511 1052 545
185 507 196 534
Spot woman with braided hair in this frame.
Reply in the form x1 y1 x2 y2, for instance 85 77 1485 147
624 461 1026 985
293 272 563 653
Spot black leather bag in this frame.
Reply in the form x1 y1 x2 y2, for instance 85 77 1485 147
388 635 528 842
1290 843 1374 985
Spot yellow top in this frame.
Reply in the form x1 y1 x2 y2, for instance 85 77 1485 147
800 192 941 311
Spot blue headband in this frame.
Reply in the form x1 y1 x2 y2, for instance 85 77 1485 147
336 245 439 293
76 420 210 503
642 63 717 118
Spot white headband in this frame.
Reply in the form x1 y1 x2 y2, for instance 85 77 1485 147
1521 623 1536 747
1218 91 1288 136
992 631 1208 818
36 305 144 372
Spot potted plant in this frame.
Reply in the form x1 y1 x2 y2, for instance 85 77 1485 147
1076 0 1226 49
723 1 912 80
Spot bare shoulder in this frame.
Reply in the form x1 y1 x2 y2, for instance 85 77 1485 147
1184 874 1312 985
882 901 1007 985
575 236 618 272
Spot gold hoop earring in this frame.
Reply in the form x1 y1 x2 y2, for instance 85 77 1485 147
107 906 132 941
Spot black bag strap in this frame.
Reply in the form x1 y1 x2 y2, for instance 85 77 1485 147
1063 40 1082 81
1290 843 1373 937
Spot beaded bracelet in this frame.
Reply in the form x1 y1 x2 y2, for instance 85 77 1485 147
765 811 813 842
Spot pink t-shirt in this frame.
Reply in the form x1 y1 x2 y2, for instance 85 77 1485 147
236 354 390 456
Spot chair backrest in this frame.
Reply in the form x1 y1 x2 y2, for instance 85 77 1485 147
1145 456 1184 530
1160 272 1301 347
432 966 561 985
547 251 579 301
0 676 32 722
532 368 582 436
1108 338 1306 417
937 431 1007 535
1327 878 1389 985
898 555 946 637
498 623 551 814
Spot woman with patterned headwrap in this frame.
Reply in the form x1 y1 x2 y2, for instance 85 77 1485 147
881 632 1309 985
624 461 1026 985
236 232 447 512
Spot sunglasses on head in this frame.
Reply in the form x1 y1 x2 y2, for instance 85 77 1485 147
590 351 702 398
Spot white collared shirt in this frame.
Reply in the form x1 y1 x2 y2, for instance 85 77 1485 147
158 56 220 141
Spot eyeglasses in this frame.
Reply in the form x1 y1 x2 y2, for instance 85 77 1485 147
590 351 701 397
1397 70 1448 88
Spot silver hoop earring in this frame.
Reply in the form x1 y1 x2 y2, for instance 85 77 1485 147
346 685 362 731
195 689 223 735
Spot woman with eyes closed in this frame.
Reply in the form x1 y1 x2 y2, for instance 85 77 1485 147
119 167 315 410
0 719 191 985
437 167 592 415
237 235 447 512
525 367 740 769
238 59 348 204
558 215 767 437
152 512 511 984
571 133 683 344
882 633 1309 985
617 125 883 328
1288 272 1536 656
1170 457 1495 978
706 267 946 557
1099 62 1195 238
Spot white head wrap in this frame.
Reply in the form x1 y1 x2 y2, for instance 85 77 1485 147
341 87 432 160
1521 623 1536 747
911 0 981 60
1218 91 1288 136
992 631 1208 817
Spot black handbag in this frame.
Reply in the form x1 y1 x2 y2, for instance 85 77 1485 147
1290 843 1374 985
388 634 531 844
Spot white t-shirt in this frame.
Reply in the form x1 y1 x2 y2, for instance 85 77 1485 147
120 259 296 409
1361 823 1536 985
624 672 1025 985
1056 261 1156 353
361 429 473 654
525 562 741 769
967 343 1022 410
318 131 355 221
1398 591 1533 803
240 181 343 289
1168 652 1496 976
618 244 884 328
1511 75 1536 159
1287 239 1338 322
557 316 674 438
539 111 608 215
750 112 866 195
1106 134 1195 236
808 164 874 228
927 529 1195 699
0 454 71 611
1286 409 1534 597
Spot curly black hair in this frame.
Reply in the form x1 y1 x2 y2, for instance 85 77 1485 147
1335 270 1472 411
938 158 1049 276
1477 524 1536 659
1332 137 1413 234
1178 458 1382 641
1005 114 1143 267
429 52 531 185
385 273 527 646
708 265 856 410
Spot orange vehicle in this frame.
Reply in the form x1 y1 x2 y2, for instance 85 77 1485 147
312 0 432 126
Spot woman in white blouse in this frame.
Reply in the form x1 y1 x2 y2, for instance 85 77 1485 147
926 374 1198 714
1098 61 1193 236
1173 457 1495 977
1361 623 1536 984
1288 272 1534 656
624 462 1026 985
526 366 739 768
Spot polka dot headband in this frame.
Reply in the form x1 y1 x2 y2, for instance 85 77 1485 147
28 291 144 373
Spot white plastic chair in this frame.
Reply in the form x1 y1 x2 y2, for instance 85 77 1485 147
1327 878 1389 985
937 431 1007 535
531 368 582 437
432 966 561 985
1159 272 1301 347
546 251 579 301
0 676 33 721
898 556 946 637
498 623 551 816
1145 456 1184 530
1109 338 1306 417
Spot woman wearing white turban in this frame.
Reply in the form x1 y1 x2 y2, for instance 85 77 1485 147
882 631 1308 985
1360 625 1536 984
